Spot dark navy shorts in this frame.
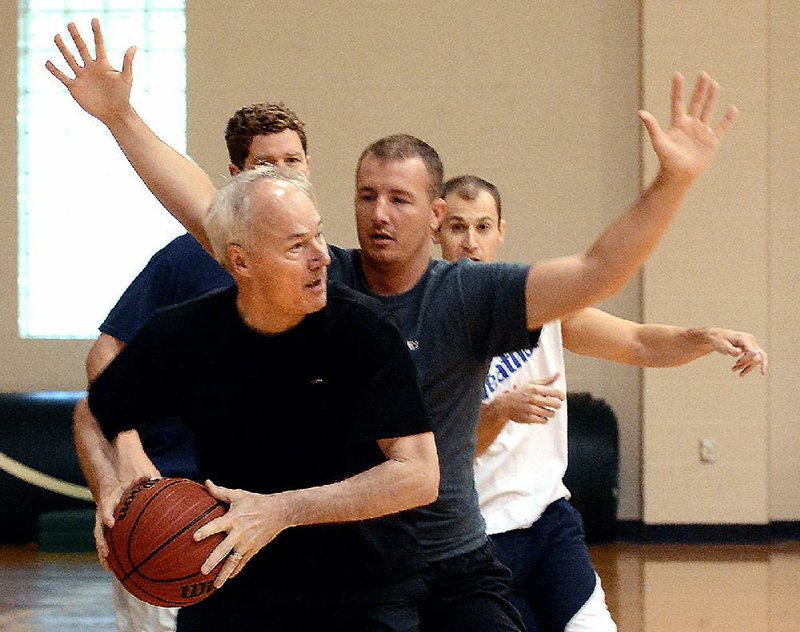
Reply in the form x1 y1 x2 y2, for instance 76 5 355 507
490 498 597 631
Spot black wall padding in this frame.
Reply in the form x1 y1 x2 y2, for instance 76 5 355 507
0 390 621 546
564 392 620 544
0 391 90 543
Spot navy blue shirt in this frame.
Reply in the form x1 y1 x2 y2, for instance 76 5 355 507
101 233 233 343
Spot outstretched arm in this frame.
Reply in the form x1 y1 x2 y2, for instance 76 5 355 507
46 19 216 251
561 307 768 376
525 72 738 328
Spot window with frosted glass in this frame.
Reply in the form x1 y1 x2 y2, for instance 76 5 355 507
18 0 186 338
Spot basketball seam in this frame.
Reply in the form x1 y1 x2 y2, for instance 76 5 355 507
108 479 227 606
121 500 226 582
122 479 187 572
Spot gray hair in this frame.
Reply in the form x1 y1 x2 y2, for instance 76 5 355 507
203 165 317 269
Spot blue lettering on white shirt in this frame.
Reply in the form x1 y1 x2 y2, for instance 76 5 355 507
482 348 535 400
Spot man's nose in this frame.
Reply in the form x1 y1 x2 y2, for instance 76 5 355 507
373 196 391 223
463 228 478 250
309 237 331 268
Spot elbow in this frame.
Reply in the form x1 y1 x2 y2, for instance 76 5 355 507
72 397 90 439
420 462 440 507
409 455 439 508
582 257 631 306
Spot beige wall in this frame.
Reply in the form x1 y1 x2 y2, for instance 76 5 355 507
767 0 800 522
1 2 794 522
185 0 644 518
641 0 797 524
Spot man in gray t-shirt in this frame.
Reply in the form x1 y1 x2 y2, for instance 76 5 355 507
329 248 536 560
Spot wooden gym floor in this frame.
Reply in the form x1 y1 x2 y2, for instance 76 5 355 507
1 542 799 631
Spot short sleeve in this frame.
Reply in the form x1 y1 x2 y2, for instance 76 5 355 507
458 261 540 363
99 243 180 343
343 310 431 442
88 319 179 441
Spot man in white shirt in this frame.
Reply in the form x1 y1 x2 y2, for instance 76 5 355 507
435 174 767 631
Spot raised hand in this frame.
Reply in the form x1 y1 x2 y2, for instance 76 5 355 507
705 328 768 377
45 18 136 125
639 72 738 184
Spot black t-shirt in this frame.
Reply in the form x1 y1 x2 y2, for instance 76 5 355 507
99 233 233 477
89 282 431 596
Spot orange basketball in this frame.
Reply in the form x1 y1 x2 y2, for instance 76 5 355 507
104 478 227 607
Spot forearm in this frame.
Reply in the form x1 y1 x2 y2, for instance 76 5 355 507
563 309 766 375
272 444 438 528
113 430 160 482
632 325 715 367
476 400 508 456
103 105 217 252
563 309 713 367
526 172 692 328
583 170 691 301
73 398 120 502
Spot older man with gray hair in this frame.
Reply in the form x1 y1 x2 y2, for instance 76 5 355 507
73 166 439 631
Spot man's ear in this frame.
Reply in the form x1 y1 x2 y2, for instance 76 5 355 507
227 243 249 276
431 197 447 233
229 164 242 176
498 218 507 243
